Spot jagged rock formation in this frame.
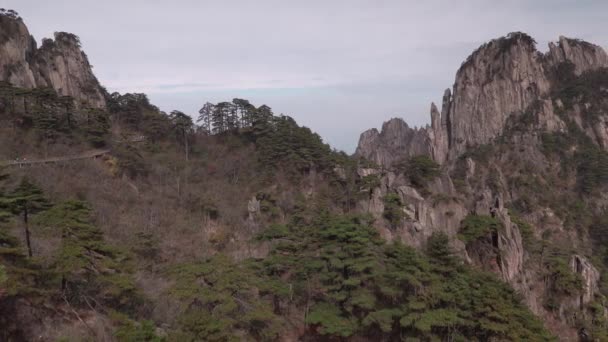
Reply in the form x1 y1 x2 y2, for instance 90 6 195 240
247 195 260 221
547 37 608 75
355 32 608 338
357 33 608 166
570 255 600 307
355 118 434 166
0 13 105 108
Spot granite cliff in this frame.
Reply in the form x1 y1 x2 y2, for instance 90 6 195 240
0 11 105 108
357 32 608 166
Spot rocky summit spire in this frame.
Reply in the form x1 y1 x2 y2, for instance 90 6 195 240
547 36 608 75
356 32 608 166
354 118 433 167
445 32 550 158
0 12 106 108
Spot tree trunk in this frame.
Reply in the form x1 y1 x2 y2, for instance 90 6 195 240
184 130 189 161
61 228 67 290
23 205 32 257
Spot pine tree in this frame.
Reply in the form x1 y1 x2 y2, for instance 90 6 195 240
425 232 457 271
170 254 283 341
39 200 139 309
84 108 110 147
232 98 255 128
0 165 46 305
0 264 6 288
7 178 50 257
34 107 60 150
197 102 214 134
226 102 239 131
214 102 238 132
59 95 75 130
251 104 274 138
169 110 194 160
142 110 170 144
211 102 227 134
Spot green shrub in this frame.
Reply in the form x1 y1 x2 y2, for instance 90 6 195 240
545 255 583 297
396 155 441 189
552 65 608 114
509 211 540 253
359 174 381 191
382 193 407 228
114 145 147 179
115 318 164 342
0 264 6 286
458 215 503 244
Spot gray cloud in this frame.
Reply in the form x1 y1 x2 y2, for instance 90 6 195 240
4 0 608 152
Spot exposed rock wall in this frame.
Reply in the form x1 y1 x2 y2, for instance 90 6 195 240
355 118 433 167
356 33 608 166
447 34 550 158
0 14 105 108
570 255 600 308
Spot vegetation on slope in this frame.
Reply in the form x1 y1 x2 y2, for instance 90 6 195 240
252 213 552 341
0 79 555 340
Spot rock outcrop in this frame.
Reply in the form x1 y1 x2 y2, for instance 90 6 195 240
547 36 608 75
570 254 600 307
356 32 608 166
0 13 105 108
247 195 260 221
355 118 433 167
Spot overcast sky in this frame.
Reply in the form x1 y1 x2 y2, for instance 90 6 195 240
5 0 607 152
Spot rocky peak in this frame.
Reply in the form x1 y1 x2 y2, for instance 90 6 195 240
354 118 433 167
0 11 105 108
446 32 550 158
547 36 608 75
356 32 608 166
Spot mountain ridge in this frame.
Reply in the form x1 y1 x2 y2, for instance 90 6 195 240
356 32 608 166
1 10 608 341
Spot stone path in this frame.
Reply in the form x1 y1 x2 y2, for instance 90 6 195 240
1 149 111 167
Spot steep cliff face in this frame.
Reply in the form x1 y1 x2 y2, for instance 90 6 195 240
0 13 38 88
356 32 608 165
447 33 550 158
0 13 105 108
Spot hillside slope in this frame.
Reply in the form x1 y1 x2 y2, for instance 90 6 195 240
0 10 604 342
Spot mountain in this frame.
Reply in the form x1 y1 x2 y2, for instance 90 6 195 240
356 32 608 165
356 32 608 339
0 9 607 341
0 11 106 108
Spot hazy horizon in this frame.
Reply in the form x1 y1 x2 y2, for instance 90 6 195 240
5 0 608 152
